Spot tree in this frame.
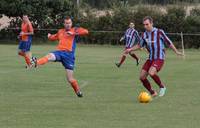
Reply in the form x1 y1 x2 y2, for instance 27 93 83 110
0 0 76 28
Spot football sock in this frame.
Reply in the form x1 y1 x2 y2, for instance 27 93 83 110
119 55 126 66
129 53 139 61
24 55 31 66
150 74 165 88
140 78 155 94
70 80 80 93
18 51 25 56
18 51 31 66
37 56 49 65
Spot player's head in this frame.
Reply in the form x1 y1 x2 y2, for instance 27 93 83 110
64 16 73 30
129 22 135 28
22 15 30 23
143 16 153 32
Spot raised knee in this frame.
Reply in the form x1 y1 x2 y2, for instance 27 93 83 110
68 78 76 83
46 53 52 59
149 71 155 77
123 53 128 56
140 75 146 81
46 53 56 61
18 51 24 55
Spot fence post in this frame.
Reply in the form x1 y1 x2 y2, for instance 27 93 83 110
180 32 185 59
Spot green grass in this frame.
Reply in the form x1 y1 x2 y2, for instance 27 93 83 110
0 44 200 128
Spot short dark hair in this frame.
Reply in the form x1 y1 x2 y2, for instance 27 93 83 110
130 20 135 24
65 16 72 20
21 14 28 18
143 16 153 23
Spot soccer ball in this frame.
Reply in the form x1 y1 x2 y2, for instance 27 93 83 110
138 91 152 103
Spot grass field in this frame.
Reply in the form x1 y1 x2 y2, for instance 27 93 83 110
0 44 200 128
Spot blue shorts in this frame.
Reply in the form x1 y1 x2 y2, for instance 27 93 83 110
51 50 75 70
18 36 32 52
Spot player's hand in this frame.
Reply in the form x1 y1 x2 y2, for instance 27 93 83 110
66 31 76 35
47 33 51 38
20 31 24 36
176 51 184 56
125 48 132 54
17 35 21 39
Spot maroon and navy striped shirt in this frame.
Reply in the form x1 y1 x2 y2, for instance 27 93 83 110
140 27 173 60
122 28 140 48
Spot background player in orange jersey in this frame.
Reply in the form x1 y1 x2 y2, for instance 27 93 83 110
31 16 89 97
18 15 34 68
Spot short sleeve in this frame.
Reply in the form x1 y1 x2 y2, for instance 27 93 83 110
139 32 147 47
159 29 172 46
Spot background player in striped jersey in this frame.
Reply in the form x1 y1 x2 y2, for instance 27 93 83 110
18 15 34 68
126 16 183 97
115 22 140 68
31 17 88 97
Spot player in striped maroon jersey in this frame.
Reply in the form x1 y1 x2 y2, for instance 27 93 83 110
115 22 140 67
126 16 183 97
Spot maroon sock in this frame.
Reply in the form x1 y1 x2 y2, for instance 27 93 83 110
140 78 155 94
150 74 165 88
129 53 138 61
119 55 126 65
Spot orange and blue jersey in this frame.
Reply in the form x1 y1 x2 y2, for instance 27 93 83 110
18 22 34 52
21 22 34 41
48 27 88 53
140 27 172 60
48 27 89 70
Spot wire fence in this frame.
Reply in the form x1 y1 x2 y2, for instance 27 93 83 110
0 28 200 50
4 27 200 35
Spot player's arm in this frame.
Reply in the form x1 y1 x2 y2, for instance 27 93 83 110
169 43 184 56
125 44 141 54
75 27 89 36
20 23 34 36
120 30 127 42
120 34 125 42
135 31 140 43
120 36 125 42
160 30 183 56
48 33 58 41
125 35 145 54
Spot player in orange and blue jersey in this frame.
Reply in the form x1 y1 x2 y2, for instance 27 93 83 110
18 15 34 68
31 17 89 97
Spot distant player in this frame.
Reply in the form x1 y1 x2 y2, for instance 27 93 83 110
115 22 140 67
126 16 183 97
31 17 89 97
18 15 34 68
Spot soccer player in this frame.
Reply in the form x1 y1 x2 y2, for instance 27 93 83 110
126 16 183 97
115 22 140 67
31 17 89 97
18 15 34 68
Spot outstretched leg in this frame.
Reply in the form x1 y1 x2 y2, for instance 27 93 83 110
37 53 56 65
31 53 56 67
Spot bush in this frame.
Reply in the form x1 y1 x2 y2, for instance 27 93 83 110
0 4 200 48
184 8 200 48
